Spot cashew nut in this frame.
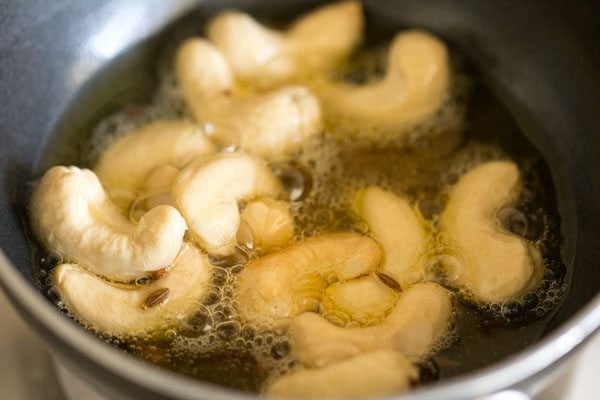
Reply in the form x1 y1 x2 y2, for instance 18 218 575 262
172 153 284 254
175 39 322 157
289 282 452 367
141 164 180 211
320 273 398 324
235 233 382 327
53 244 212 336
439 161 543 302
354 186 428 287
317 30 449 135
95 120 215 208
319 188 426 322
207 1 363 85
236 198 295 251
266 350 417 400
30 166 186 282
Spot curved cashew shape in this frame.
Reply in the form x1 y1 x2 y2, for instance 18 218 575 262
53 244 212 336
141 164 180 210
30 166 186 282
354 186 428 287
318 30 449 134
320 187 426 322
289 282 452 368
95 120 216 208
175 39 322 157
266 350 417 400
172 153 283 253
236 198 294 251
320 274 398 324
235 233 382 327
439 161 543 302
207 1 363 85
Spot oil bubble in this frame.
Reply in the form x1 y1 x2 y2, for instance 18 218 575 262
212 267 229 286
270 341 291 360
501 302 524 321
208 247 249 268
204 290 220 306
271 161 312 202
216 321 241 341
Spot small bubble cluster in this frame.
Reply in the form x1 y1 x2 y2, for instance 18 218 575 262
85 69 189 166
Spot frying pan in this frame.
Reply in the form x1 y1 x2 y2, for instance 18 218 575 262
0 1 599 399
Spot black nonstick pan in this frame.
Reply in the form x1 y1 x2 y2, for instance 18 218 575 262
0 1 599 399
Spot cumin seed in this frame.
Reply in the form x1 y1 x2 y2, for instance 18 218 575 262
376 272 402 291
143 288 170 309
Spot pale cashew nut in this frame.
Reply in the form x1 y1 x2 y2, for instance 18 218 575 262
321 187 427 322
30 166 186 282
439 161 543 302
266 350 417 399
236 198 295 251
53 244 212 336
289 282 452 368
175 39 322 157
207 1 363 85
95 120 216 208
317 30 449 134
354 186 428 286
320 273 398 324
235 233 382 327
172 153 284 254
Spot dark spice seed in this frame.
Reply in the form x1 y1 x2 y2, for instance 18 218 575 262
376 272 402 291
143 288 170 309
150 268 167 281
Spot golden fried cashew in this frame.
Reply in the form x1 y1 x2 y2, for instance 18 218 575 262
266 350 417 400
172 153 284 254
317 30 449 135
236 198 294 251
175 39 322 157
235 233 382 327
207 1 363 86
354 186 429 286
439 161 543 302
95 120 216 208
320 273 398 324
290 282 452 368
30 166 186 282
53 244 212 336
